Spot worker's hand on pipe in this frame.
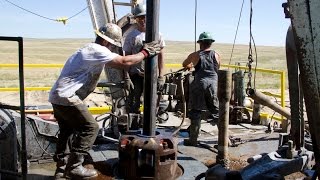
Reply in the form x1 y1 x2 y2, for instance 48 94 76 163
185 63 193 70
141 40 161 58
124 77 134 90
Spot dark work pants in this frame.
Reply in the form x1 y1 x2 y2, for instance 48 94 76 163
128 74 144 113
189 82 219 122
52 103 99 156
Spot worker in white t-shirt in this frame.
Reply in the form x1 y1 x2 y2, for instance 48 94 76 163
48 23 160 179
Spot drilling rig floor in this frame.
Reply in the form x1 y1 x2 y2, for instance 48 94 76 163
22 112 307 180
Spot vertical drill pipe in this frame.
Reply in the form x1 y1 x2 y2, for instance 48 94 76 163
234 70 245 106
289 0 320 175
286 25 301 149
217 70 232 167
143 0 159 136
252 101 261 124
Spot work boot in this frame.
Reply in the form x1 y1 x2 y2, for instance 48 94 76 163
64 153 98 179
184 119 200 146
53 154 69 179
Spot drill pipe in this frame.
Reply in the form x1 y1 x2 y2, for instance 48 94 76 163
247 88 291 120
143 0 160 136
217 70 232 167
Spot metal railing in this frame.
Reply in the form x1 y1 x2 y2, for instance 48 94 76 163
0 63 286 119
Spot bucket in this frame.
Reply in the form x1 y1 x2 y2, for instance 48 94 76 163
260 113 270 126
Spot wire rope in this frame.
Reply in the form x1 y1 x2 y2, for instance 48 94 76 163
247 0 258 90
194 0 198 51
3 0 88 24
228 0 245 66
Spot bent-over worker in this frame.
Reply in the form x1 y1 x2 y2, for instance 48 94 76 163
49 23 161 179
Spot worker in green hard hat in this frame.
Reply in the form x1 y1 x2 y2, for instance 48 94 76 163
182 32 221 146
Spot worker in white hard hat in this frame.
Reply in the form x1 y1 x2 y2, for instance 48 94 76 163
49 23 161 179
124 3 166 120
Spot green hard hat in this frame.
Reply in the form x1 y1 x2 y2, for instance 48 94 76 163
197 32 215 43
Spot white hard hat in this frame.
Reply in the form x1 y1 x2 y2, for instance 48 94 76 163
133 4 146 17
95 23 122 47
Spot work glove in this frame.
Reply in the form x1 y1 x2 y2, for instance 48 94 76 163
157 76 165 92
124 77 134 91
141 40 161 58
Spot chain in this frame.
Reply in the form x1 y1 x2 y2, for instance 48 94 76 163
247 0 254 91
247 54 253 89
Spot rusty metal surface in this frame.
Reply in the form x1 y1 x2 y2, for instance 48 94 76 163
117 132 180 180
217 70 232 167
247 88 291 119
288 0 320 175
285 25 303 149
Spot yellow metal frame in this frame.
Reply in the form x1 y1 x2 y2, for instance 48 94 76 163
0 63 286 118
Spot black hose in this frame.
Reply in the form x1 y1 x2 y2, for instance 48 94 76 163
172 72 187 136
195 172 206 180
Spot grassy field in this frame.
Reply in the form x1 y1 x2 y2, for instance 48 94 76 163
0 38 287 89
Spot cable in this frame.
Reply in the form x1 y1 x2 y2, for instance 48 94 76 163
247 0 258 90
194 0 198 51
3 0 88 25
67 6 88 21
250 0 258 89
228 0 245 66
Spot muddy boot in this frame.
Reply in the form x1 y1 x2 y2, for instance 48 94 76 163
184 119 200 146
64 153 98 179
54 154 69 179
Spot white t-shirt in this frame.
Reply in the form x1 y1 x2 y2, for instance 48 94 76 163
49 43 119 106
123 29 165 75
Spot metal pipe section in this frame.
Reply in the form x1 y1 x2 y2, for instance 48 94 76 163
0 36 27 180
299 75 305 148
217 70 232 167
233 70 245 106
252 101 261 124
247 89 291 120
285 25 302 149
143 0 159 136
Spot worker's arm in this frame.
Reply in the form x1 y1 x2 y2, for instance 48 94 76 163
215 52 221 69
109 52 146 67
158 48 164 77
182 52 198 69
109 41 160 67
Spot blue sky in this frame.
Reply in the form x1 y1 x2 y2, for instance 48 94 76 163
0 0 290 46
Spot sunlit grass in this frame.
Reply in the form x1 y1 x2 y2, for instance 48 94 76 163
0 39 287 90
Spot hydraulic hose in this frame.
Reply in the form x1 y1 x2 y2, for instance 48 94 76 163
172 71 187 136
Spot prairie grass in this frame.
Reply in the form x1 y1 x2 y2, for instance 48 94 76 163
0 39 287 90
